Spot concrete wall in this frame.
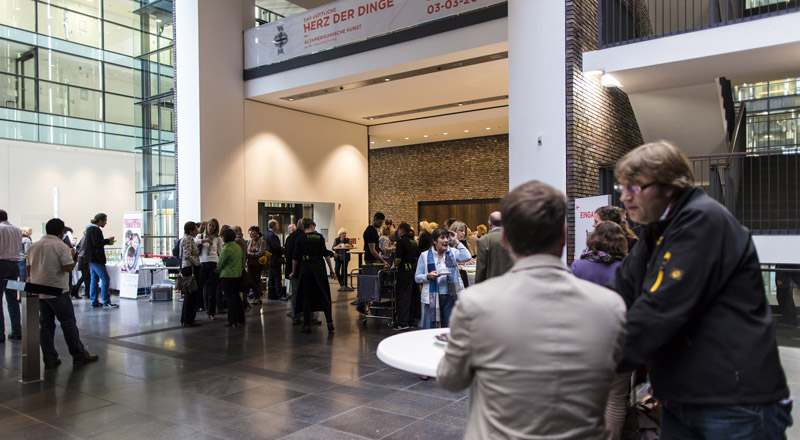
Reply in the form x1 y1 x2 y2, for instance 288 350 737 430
0 138 135 239
243 100 368 252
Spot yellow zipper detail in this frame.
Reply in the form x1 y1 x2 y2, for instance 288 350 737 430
650 251 672 293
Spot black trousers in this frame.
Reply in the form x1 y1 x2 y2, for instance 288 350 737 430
395 269 415 325
247 264 264 299
334 253 350 287
775 264 799 326
74 257 91 296
267 264 283 299
200 262 219 316
221 277 244 325
180 266 200 325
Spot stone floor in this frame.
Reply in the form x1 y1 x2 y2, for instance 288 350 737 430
1 285 799 439
0 287 467 439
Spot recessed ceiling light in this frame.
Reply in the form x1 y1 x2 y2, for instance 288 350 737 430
369 117 374 120
370 141 375 144
443 132 448 135
458 103 463 106
288 98 294 101
404 137 409 140
486 127 491 130
384 78 390 82
386 139 391 142
423 135 428 138
464 130 469 133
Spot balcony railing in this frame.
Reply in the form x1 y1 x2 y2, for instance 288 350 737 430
600 148 800 234
599 0 800 48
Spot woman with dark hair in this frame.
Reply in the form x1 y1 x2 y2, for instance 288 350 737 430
216 228 244 327
414 227 471 328
594 205 638 250
246 225 267 305
570 221 628 440
392 222 419 330
289 218 336 334
180 221 201 327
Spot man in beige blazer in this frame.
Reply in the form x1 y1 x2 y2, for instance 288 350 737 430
474 211 513 283
438 181 626 440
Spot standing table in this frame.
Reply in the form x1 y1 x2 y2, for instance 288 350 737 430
377 328 450 377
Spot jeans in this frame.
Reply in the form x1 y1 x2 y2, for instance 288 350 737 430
17 260 26 279
419 294 454 329
88 262 110 305
0 260 21 338
39 293 90 364
661 401 793 440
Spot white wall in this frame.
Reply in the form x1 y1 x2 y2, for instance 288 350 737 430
244 100 368 258
508 0 566 193
0 138 135 238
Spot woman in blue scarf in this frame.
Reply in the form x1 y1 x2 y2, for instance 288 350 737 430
414 228 472 328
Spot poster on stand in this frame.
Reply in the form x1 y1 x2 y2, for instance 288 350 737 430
574 195 611 262
120 212 143 299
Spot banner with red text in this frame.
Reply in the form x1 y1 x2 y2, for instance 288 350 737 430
574 195 611 261
245 0 506 69
120 212 142 299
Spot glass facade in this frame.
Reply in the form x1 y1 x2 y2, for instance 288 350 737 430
734 78 800 153
0 0 176 255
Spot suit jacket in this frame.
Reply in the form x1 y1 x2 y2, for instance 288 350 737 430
474 228 513 283
264 229 284 266
437 254 626 440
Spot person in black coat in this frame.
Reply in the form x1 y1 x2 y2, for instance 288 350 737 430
289 218 336 334
392 222 419 330
264 219 285 300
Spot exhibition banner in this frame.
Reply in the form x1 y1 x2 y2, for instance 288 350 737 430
120 212 142 299
245 0 506 69
574 195 611 262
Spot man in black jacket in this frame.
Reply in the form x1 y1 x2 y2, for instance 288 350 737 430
610 141 791 438
264 219 284 300
84 213 117 308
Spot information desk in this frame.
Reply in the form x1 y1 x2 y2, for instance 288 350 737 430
376 328 450 377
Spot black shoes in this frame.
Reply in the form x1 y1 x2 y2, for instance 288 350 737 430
73 354 99 365
182 322 201 327
8 333 22 340
44 359 62 369
300 326 311 333
327 323 335 334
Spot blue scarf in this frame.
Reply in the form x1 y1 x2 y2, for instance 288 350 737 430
426 246 462 326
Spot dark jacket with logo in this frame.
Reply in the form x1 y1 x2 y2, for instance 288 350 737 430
84 224 111 265
609 187 788 404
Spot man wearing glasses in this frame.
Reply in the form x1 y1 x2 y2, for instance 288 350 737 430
610 141 792 438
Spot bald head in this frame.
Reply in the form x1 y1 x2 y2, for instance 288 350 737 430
488 211 502 228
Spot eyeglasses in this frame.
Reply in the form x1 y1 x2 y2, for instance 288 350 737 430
613 181 657 194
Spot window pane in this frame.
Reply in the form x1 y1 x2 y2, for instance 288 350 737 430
38 50 102 90
103 0 141 29
39 81 102 121
0 40 36 77
0 0 36 32
105 93 136 125
0 73 36 111
46 0 101 18
105 63 140 98
37 3 102 49
104 23 141 57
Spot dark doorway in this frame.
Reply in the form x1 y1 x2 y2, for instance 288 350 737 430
418 199 501 231
257 202 312 245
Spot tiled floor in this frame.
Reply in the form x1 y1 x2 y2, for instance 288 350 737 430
1 287 799 439
0 287 467 439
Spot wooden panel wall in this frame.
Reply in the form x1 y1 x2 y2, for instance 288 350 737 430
418 199 500 232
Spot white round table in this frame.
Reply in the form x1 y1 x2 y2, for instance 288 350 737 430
376 328 450 377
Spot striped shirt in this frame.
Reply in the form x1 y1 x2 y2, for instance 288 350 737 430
0 221 22 261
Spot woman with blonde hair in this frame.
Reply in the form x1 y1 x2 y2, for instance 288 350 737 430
198 218 223 319
19 227 33 281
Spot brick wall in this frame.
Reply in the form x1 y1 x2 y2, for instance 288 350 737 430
566 0 644 262
368 134 509 224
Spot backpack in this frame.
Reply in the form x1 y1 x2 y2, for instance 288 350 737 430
172 238 182 257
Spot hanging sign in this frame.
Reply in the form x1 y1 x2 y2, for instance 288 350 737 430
574 195 611 261
245 0 506 69
120 212 143 299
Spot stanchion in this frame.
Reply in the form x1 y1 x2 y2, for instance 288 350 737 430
6 280 61 384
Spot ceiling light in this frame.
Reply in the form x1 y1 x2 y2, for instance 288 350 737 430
443 132 448 135
369 117 374 120
404 137 409 140
423 135 428 138
486 127 491 130
362 95 507 121
370 141 375 144
384 78 390 82
464 130 469 133
386 139 391 142
601 73 622 88
584 69 604 76
458 103 463 106
288 98 294 101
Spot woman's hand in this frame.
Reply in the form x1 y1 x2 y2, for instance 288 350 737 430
427 271 439 280
328 271 336 280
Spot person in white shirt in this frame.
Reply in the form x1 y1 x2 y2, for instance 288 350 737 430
27 218 98 369
0 209 22 342
197 218 223 319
